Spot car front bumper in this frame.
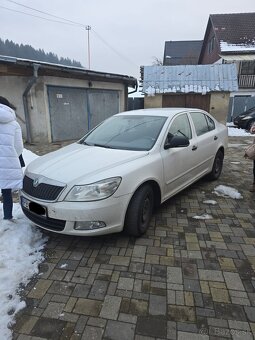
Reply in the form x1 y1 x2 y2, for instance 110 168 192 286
20 190 132 236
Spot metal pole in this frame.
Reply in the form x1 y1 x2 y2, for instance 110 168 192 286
86 25 91 69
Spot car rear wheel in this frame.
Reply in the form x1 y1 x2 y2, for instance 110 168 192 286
124 184 154 237
208 150 224 180
246 120 255 131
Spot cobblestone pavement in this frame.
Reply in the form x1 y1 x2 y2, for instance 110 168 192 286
12 136 255 340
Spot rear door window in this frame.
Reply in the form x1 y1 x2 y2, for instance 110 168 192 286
190 111 214 136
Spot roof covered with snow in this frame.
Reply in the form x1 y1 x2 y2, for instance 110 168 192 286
211 13 255 54
142 64 238 95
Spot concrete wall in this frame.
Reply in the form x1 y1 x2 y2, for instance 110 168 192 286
0 75 126 143
144 94 162 108
144 92 230 123
0 76 27 137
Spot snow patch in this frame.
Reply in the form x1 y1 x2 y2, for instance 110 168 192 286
213 185 243 199
203 200 217 205
0 204 47 340
60 264 68 269
220 40 255 52
192 213 213 220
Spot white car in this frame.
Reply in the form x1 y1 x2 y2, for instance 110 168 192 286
20 108 228 237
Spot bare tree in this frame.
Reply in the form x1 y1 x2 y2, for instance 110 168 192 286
152 56 163 66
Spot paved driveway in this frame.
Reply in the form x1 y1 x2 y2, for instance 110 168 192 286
13 136 255 340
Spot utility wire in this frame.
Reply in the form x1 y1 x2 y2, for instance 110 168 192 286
1 0 138 68
4 0 85 27
0 5 80 26
92 29 139 68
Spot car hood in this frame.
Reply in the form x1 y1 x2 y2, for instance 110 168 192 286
26 143 149 184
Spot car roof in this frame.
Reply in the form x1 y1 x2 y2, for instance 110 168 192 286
116 108 207 118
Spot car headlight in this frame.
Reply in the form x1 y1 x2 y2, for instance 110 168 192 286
241 115 252 120
65 177 122 201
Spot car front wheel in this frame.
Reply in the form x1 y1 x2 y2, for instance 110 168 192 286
124 184 154 237
208 150 224 180
246 120 255 131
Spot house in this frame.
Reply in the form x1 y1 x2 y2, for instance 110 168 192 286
163 40 203 66
141 63 238 123
198 12 255 120
0 55 137 143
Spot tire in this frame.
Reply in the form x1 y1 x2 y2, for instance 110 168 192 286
124 184 154 237
208 150 224 180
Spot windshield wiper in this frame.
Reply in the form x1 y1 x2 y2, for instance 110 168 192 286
92 143 113 149
81 141 93 146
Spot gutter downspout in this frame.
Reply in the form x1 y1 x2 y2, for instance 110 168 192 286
23 64 39 143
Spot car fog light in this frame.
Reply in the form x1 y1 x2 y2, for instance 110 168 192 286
74 221 106 230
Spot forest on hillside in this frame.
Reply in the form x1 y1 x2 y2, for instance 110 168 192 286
0 38 82 67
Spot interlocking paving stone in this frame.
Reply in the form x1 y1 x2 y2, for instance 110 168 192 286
168 305 196 322
136 316 167 338
104 320 135 340
167 267 183 284
198 269 224 282
30 317 67 339
177 331 209 340
73 298 102 317
149 294 167 315
11 137 255 339
81 325 103 340
99 295 121 320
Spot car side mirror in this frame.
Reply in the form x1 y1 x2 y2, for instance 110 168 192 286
164 134 190 149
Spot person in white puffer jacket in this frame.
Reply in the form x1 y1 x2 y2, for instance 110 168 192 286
0 96 23 220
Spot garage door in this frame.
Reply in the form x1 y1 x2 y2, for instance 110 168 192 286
162 94 210 112
48 86 120 142
88 89 120 129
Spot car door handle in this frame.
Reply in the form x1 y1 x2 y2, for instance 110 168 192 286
214 136 218 140
192 145 197 151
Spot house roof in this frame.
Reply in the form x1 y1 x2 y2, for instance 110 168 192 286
142 64 238 95
211 13 255 46
163 41 203 65
0 55 137 88
200 13 255 57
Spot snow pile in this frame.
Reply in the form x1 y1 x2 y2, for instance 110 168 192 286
220 40 255 52
192 213 213 220
0 205 47 339
0 148 46 339
213 185 243 199
228 126 253 137
203 200 217 205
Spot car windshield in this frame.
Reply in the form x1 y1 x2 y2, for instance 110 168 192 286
80 115 167 151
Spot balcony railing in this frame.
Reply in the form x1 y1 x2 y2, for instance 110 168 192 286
238 74 255 88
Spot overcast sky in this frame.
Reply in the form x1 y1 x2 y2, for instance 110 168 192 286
0 0 254 80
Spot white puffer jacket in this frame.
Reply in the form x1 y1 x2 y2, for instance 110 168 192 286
0 103 23 190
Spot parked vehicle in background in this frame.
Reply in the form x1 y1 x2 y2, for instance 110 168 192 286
233 107 255 130
20 108 228 237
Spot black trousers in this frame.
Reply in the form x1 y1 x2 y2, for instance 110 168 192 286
1 189 13 219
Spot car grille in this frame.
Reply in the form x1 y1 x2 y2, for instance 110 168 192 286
23 175 65 201
22 207 66 231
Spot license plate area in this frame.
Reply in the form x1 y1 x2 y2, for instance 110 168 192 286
21 197 47 217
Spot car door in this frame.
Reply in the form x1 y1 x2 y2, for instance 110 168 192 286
188 111 218 176
160 112 198 200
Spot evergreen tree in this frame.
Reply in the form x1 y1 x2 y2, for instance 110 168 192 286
0 38 83 67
